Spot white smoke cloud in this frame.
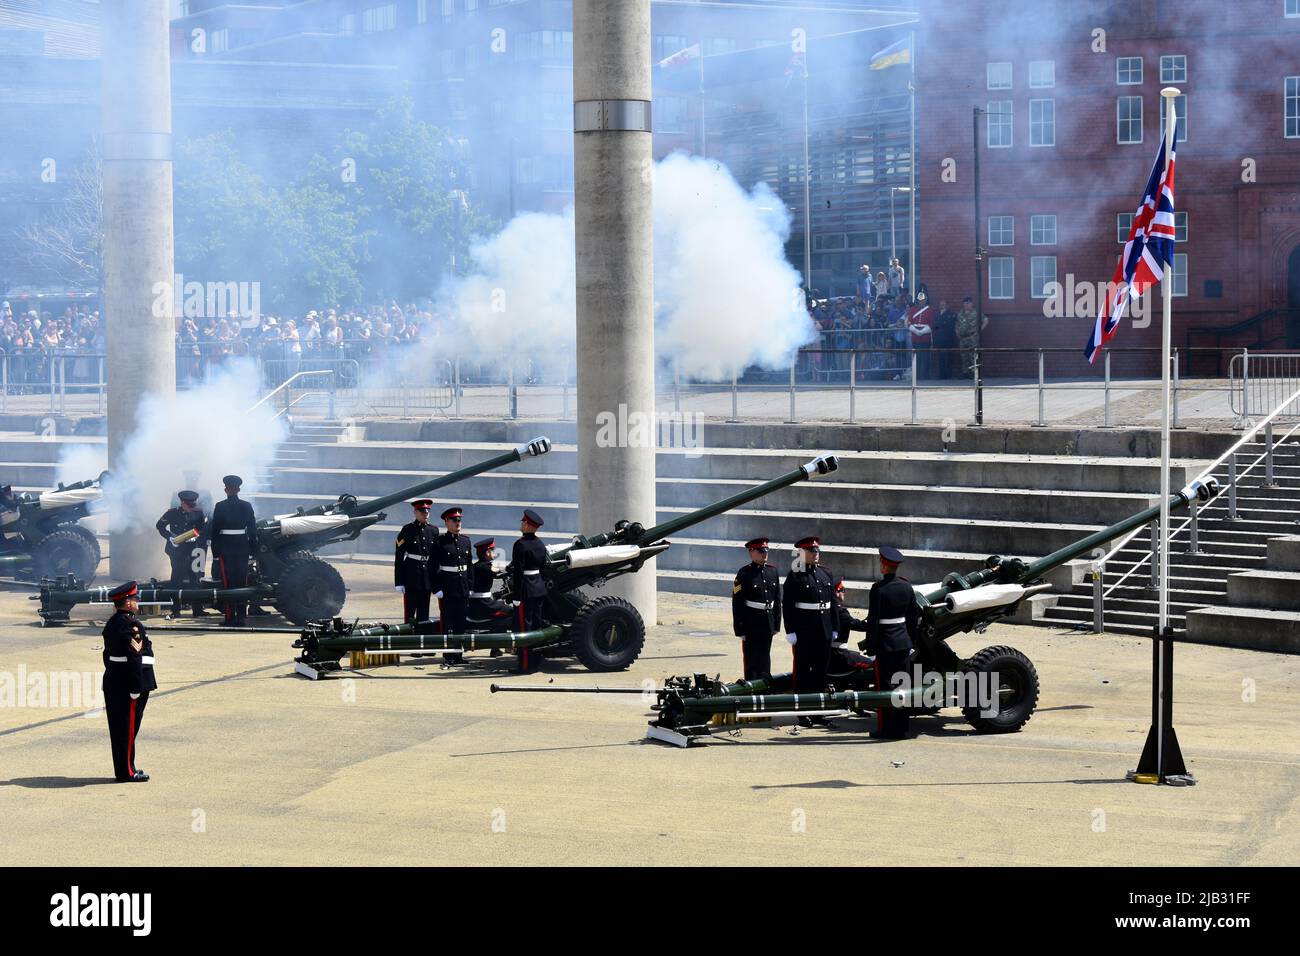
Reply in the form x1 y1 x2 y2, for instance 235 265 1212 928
59 361 286 535
433 153 815 379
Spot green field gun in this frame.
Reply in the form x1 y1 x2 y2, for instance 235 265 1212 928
493 477 1222 746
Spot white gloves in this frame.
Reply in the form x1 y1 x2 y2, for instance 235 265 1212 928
395 585 405 594
434 591 444 599
130 693 141 700
786 632 798 645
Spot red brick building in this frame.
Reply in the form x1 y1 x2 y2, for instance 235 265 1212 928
916 0 1300 376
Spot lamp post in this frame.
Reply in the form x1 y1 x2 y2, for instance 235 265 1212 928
889 185 911 269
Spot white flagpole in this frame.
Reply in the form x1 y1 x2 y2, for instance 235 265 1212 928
1156 85 1180 773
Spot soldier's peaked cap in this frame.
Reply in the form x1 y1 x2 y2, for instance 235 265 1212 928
109 581 139 602
795 535 821 549
222 475 243 488
412 499 432 509
178 490 199 503
441 506 462 520
745 537 769 550
880 546 905 564
522 508 544 527
475 537 495 554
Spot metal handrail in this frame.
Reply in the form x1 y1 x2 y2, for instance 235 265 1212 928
271 391 329 420
1094 382 1300 600
247 369 336 412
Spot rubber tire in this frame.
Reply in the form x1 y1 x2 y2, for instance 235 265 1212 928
962 645 1039 734
274 556 347 625
31 527 101 583
568 596 645 672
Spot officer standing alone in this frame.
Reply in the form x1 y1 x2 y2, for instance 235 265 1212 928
432 506 472 664
862 546 921 739
395 498 435 623
209 475 257 626
731 537 781 680
101 581 156 782
156 489 209 618
511 509 548 673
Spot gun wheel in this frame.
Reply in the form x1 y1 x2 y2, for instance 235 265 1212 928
568 596 645 672
275 556 347 625
961 645 1039 734
31 527 101 583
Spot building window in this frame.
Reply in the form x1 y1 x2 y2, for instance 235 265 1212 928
986 101 1012 148
1030 214 1057 245
211 27 229 52
1288 0 1300 15
1117 57 1143 85
989 258 1015 299
516 30 573 63
1030 99 1055 146
1117 96 1143 144
1175 211 1188 242
1286 76 1299 137
1029 60 1054 88
1159 93 1187 141
363 4 397 32
988 216 1014 246
339 14 357 35
654 34 688 62
1031 256 1057 298
465 43 480 70
1171 253 1187 296
542 91 570 130
465 0 478 10
1160 54 1186 83
1117 212 1134 242
987 61 1012 90
655 95 689 134
704 38 736 56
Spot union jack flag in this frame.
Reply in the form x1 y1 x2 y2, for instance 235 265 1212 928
1083 127 1178 364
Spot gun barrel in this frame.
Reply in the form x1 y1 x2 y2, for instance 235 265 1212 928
1020 478 1219 581
488 683 647 694
580 454 839 549
340 436 553 518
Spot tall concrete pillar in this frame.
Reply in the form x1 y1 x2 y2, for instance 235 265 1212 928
102 1 176 578
573 0 657 622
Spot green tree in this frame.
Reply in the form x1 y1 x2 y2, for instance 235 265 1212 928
320 97 496 302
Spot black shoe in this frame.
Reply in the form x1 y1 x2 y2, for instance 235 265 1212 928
192 608 213 617
118 770 149 782
489 648 503 658
248 606 269 617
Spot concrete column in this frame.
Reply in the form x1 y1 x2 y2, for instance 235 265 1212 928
102 1 176 578
573 0 657 622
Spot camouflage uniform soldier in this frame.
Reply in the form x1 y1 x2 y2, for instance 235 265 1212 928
955 297 985 377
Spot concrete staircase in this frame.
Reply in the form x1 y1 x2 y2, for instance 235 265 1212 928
1039 436 1300 644
250 420 1236 621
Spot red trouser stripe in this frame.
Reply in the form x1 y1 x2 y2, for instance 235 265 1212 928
219 557 230 621
873 659 883 729
127 697 137 774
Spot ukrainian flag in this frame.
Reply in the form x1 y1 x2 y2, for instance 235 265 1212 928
869 38 910 71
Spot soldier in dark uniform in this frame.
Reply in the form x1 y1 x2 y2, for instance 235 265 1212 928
731 536 781 680
782 536 844 698
432 506 472 664
511 509 548 673
394 498 435 623
470 537 506 658
209 475 257 626
101 581 156 782
862 546 921 739
156 489 209 618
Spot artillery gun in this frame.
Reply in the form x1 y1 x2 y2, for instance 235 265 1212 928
289 455 842 678
0 472 108 583
492 477 1222 746
34 439 552 625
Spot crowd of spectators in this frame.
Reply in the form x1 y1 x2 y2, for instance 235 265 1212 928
804 261 971 382
174 302 448 386
0 301 105 389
